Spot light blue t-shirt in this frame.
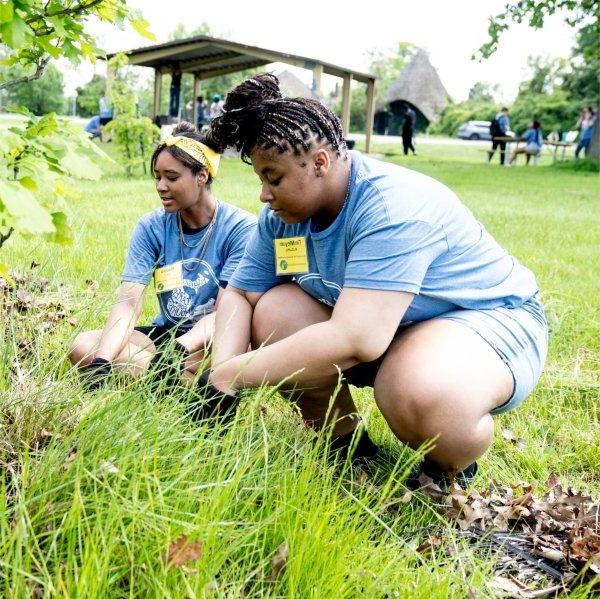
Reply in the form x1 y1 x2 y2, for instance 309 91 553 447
123 202 256 328
523 127 543 148
229 151 538 324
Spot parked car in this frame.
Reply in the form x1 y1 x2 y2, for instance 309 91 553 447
457 120 514 141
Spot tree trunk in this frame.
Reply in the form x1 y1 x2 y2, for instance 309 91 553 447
588 120 599 165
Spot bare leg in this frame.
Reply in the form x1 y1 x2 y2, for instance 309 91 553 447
68 329 156 377
373 318 513 471
177 312 216 381
251 283 360 437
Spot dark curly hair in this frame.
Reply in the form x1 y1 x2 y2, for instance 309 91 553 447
204 73 347 163
150 121 219 185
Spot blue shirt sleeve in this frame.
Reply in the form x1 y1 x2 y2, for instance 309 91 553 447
344 197 448 293
228 208 286 292
122 218 159 285
219 216 257 284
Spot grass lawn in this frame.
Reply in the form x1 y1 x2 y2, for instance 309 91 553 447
1 138 598 596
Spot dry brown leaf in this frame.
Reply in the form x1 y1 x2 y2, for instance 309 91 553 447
493 574 527 595
417 535 443 553
16 289 34 310
268 541 288 581
400 490 413 504
166 534 203 568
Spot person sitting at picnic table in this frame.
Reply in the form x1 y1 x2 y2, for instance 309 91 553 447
509 120 543 166
68 122 256 394
199 73 548 489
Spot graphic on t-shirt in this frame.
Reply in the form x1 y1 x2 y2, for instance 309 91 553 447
167 287 194 318
160 260 220 324
296 273 342 307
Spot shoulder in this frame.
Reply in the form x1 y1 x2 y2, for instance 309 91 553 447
217 201 257 228
131 208 172 245
136 207 170 229
350 151 459 217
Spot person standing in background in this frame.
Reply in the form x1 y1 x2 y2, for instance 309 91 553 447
209 94 225 121
99 94 113 143
401 112 416 156
487 107 510 165
575 107 597 159
195 95 207 130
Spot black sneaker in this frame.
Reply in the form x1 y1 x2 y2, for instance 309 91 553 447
406 460 478 492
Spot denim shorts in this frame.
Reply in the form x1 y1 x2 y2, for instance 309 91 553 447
344 293 548 415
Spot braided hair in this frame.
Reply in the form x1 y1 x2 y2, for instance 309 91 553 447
205 73 347 163
150 121 218 185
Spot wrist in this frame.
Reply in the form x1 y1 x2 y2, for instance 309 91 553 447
209 363 239 395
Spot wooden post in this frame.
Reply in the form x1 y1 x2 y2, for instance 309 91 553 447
153 69 162 118
365 78 375 154
341 73 352 135
312 64 323 97
192 74 201 126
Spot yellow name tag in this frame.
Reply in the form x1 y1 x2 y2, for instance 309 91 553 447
154 261 183 293
274 237 309 275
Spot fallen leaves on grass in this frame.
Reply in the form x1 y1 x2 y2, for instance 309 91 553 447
416 473 599 593
268 541 289 581
165 535 204 568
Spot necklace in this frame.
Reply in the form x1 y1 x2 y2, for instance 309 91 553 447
178 199 219 271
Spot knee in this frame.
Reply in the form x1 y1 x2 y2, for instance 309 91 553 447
68 332 97 367
375 363 469 438
251 290 287 347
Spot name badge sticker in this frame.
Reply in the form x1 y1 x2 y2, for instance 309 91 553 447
154 261 183 293
274 237 309 275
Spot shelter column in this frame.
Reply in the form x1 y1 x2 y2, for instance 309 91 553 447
312 64 323 97
341 73 352 135
365 78 375 154
192 74 201 126
153 69 162 119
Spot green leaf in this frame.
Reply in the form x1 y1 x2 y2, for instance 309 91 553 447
0 179 55 234
0 129 23 154
61 149 101 180
0 1 14 24
0 13 29 48
44 211 72 245
130 17 156 40
37 36 62 59
18 176 37 191
0 263 15 287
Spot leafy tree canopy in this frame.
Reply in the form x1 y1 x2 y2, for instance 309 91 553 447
467 82 498 103
476 0 598 59
0 0 154 91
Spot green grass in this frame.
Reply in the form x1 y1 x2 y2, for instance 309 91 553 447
1 141 598 596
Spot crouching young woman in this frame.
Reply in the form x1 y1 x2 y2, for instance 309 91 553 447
202 74 547 487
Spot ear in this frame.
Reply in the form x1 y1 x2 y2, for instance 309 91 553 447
196 168 209 187
313 148 332 178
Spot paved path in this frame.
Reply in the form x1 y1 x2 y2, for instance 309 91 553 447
349 133 490 148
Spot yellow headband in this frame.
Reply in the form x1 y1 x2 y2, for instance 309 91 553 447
163 136 220 178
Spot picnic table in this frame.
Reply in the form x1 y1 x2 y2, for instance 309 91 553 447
492 136 573 164
544 140 573 163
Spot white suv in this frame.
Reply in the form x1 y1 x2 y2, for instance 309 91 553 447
457 120 514 141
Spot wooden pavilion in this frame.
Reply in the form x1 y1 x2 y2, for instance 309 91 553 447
108 35 377 152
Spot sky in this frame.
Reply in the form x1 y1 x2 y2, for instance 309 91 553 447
60 0 577 103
